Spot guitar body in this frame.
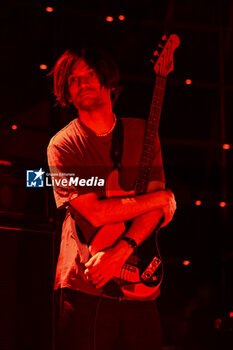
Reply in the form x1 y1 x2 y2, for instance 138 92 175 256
89 169 163 298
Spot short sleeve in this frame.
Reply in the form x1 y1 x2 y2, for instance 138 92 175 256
47 144 81 209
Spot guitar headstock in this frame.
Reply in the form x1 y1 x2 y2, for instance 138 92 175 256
153 34 180 77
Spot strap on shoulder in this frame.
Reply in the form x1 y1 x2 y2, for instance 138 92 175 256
110 117 124 169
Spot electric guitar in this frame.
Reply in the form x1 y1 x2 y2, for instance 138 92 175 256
89 34 180 298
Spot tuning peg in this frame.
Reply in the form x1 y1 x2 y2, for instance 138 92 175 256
158 43 163 48
162 35 167 41
153 50 159 56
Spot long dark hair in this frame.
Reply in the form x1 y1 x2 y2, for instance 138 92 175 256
50 47 121 108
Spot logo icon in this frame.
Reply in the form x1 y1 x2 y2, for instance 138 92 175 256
26 168 45 187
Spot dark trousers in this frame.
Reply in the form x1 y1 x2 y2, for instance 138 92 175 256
54 288 162 350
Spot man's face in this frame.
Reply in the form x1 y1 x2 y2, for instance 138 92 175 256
68 58 111 111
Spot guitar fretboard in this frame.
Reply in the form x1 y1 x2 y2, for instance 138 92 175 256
135 75 167 195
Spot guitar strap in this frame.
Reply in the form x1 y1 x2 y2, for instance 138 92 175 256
110 116 124 170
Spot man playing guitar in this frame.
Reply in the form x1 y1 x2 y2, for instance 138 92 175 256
47 46 176 350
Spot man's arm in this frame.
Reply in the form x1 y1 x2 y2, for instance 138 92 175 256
84 210 164 288
83 181 176 288
69 185 175 228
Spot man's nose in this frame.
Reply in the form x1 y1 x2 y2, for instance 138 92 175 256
79 75 90 87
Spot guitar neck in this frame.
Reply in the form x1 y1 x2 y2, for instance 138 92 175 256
135 75 167 195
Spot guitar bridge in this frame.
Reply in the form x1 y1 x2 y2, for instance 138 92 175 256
122 264 137 273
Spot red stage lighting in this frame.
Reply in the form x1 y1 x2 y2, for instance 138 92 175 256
46 7 54 13
119 15 125 21
11 124 18 130
222 143 231 150
40 64 48 70
195 200 202 206
214 318 222 329
185 79 192 85
219 201 227 208
182 260 190 266
0 160 12 166
106 16 114 22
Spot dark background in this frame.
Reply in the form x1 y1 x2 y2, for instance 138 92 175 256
0 0 233 349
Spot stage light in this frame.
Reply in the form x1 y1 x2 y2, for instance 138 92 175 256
46 7 54 13
182 260 190 266
230 312 233 318
195 200 202 206
219 201 227 208
40 64 48 70
185 79 192 85
214 318 222 329
222 143 231 150
106 16 114 22
11 124 18 130
119 15 125 21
